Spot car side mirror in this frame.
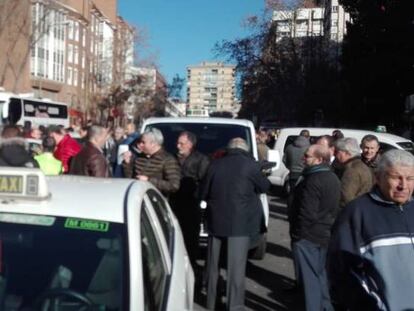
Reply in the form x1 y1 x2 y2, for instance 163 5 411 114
267 150 280 170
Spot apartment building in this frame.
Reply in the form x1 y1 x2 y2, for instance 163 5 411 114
0 0 135 123
273 7 324 41
324 0 350 42
186 62 236 117
272 0 349 42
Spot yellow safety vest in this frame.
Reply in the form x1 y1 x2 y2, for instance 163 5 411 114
35 153 63 175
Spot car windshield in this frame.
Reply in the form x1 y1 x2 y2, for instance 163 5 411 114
145 122 253 158
397 141 414 155
0 213 126 311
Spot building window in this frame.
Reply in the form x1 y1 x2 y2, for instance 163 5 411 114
68 20 74 40
74 22 79 42
296 20 308 30
73 68 78 86
67 44 73 63
332 6 338 13
73 45 78 65
82 28 86 47
31 3 65 82
67 67 73 85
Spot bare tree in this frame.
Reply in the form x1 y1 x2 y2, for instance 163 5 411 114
0 0 57 92
215 1 343 126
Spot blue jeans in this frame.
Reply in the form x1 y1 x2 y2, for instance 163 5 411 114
292 239 333 311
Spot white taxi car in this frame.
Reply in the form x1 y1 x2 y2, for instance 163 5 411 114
0 168 194 310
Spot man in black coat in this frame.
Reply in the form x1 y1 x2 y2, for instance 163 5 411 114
289 144 341 311
170 131 210 268
201 137 270 311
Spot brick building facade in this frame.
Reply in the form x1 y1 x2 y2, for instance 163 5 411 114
0 0 135 125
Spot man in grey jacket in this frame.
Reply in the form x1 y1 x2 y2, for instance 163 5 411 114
283 131 310 189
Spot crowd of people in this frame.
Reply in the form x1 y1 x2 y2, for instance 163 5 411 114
1 121 414 310
282 129 414 311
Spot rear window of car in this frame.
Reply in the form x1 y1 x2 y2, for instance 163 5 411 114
284 135 319 152
144 122 253 158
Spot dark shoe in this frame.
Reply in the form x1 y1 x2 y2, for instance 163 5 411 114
283 283 299 293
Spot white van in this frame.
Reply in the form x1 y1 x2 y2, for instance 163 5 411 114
141 117 270 259
268 127 414 192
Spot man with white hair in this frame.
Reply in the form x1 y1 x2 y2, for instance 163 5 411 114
334 137 374 207
328 150 414 310
123 128 180 196
201 137 270 311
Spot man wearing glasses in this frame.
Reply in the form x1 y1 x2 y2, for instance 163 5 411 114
289 144 341 311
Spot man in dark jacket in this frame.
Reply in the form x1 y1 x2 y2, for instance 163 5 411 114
69 125 110 177
0 125 39 168
283 132 310 190
328 150 414 310
170 131 210 267
201 137 270 311
123 128 180 196
289 144 340 311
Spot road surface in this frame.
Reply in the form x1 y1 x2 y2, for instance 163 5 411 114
194 194 303 310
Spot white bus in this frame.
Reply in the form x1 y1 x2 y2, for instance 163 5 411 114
0 92 69 128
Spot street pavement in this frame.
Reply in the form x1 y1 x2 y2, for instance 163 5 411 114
194 194 303 310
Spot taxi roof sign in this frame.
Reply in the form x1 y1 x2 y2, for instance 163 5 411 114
0 168 49 201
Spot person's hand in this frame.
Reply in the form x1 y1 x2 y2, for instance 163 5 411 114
123 151 132 164
137 175 149 181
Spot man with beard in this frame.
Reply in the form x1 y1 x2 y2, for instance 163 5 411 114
170 131 210 267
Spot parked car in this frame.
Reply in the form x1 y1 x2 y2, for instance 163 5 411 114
267 127 414 194
0 167 194 310
141 117 270 259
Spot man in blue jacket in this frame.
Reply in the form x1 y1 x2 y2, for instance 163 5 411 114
328 149 414 310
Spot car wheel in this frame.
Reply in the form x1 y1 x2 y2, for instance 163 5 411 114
249 233 267 260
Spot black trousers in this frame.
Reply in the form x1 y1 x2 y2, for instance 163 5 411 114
206 235 250 311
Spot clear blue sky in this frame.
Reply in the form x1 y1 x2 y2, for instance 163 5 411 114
118 0 265 84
